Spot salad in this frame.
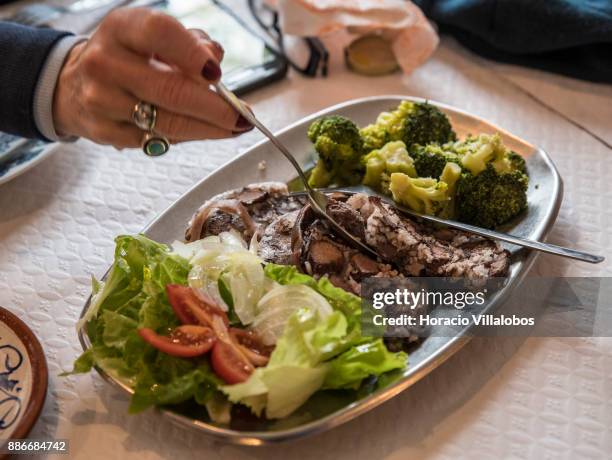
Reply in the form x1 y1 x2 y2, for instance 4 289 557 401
69 232 406 421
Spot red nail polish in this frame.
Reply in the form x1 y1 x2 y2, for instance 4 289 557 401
201 60 221 81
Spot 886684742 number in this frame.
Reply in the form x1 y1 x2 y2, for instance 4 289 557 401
3 439 69 454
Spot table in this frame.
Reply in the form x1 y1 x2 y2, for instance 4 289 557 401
0 25 611 460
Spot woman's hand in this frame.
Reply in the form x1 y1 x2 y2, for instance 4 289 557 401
53 7 253 149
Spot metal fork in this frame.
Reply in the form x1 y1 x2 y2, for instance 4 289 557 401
303 185 603 264
213 82 378 258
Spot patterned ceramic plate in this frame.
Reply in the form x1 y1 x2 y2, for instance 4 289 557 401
0 133 57 187
0 307 48 442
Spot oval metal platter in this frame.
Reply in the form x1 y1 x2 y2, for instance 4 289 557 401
78 95 563 445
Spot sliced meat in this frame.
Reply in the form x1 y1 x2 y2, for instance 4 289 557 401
248 195 303 229
346 194 510 278
258 210 299 265
291 204 317 267
308 240 345 274
349 253 380 281
346 193 374 218
290 206 393 294
186 182 305 242
359 197 423 271
326 200 365 240
235 188 268 205
433 237 510 278
328 273 358 293
201 210 240 236
186 185 510 291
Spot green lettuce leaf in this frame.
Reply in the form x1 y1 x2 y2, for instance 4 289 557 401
323 340 407 389
101 310 137 348
67 235 220 413
221 308 334 419
223 266 408 418
129 354 221 413
63 349 94 375
268 309 347 367
223 307 406 419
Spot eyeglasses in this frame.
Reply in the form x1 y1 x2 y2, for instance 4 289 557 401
212 0 329 77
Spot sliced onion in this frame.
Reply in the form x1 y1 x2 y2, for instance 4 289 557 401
187 199 257 242
252 284 333 346
185 232 265 324
249 232 260 256
171 239 215 260
219 230 248 249
222 252 265 325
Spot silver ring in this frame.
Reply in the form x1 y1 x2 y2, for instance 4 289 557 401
132 101 157 132
142 132 170 156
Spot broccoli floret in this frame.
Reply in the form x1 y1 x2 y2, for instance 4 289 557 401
307 115 362 150
360 124 388 153
424 134 530 227
456 133 526 175
308 161 333 188
307 115 364 187
416 133 527 177
507 150 527 174
359 101 456 152
388 161 461 216
362 141 416 193
359 101 412 152
456 165 529 228
403 102 456 148
389 175 448 215
411 142 462 178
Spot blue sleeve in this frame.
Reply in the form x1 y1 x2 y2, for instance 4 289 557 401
414 0 612 83
0 22 72 139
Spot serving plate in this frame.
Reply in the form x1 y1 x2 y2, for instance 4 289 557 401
78 96 562 445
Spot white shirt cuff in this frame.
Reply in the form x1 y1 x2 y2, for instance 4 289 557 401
33 35 87 142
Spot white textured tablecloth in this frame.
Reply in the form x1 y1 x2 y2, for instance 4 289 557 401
1 35 611 460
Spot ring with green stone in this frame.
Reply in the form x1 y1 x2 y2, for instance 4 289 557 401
142 132 170 156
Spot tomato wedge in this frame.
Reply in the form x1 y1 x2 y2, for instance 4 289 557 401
230 328 273 367
138 325 216 357
211 340 254 384
166 284 229 327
